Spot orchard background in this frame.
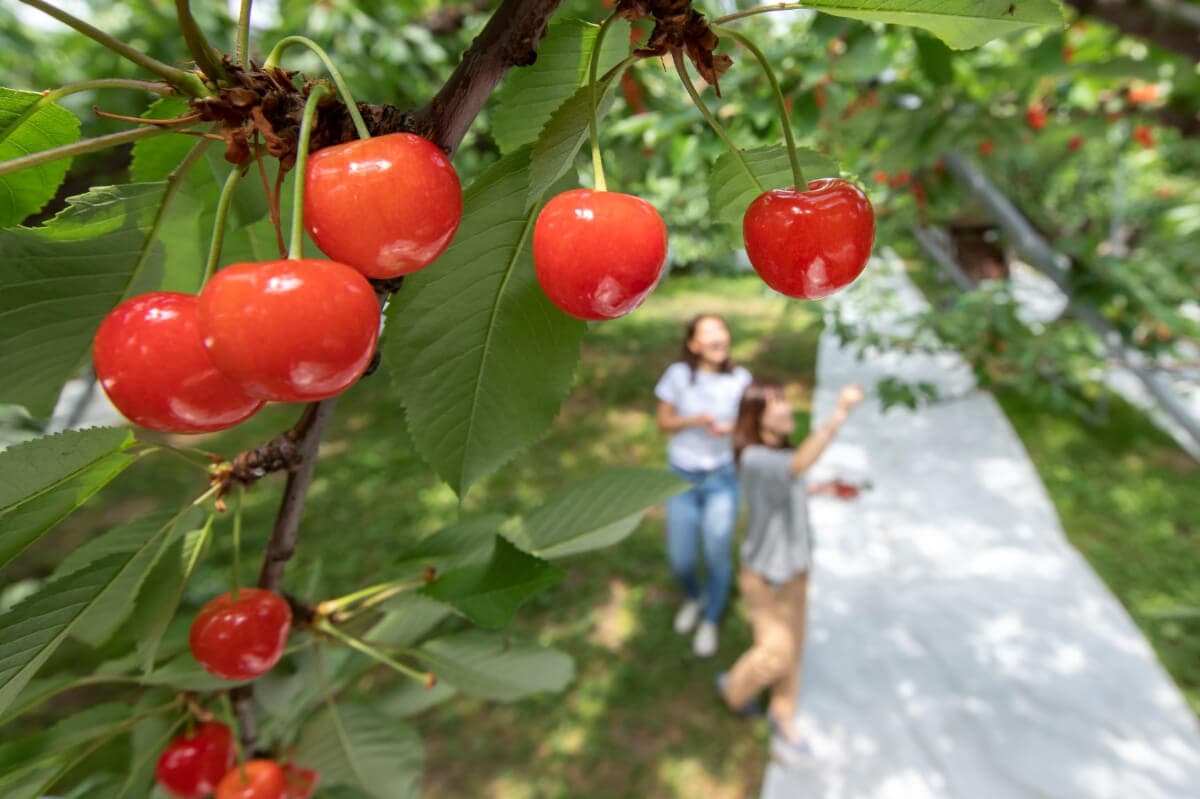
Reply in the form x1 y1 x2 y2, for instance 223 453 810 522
1 0 1198 797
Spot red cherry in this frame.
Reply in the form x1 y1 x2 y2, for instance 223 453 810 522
198 259 380 402
216 760 287 799
889 170 911 188
304 133 462 278
189 588 292 681
872 170 889 185
282 764 320 799
92 292 263 433
532 189 667 320
155 722 236 798
1068 135 1084 152
742 178 875 300
978 140 994 156
1025 105 1047 131
1128 84 1160 105
1133 124 1155 149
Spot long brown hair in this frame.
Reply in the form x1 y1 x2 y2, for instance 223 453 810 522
733 380 789 462
680 314 734 383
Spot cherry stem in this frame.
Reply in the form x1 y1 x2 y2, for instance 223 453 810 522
218 692 248 767
41 78 175 105
588 14 620 193
129 139 211 298
715 26 805 190
316 619 434 684
263 35 371 140
670 48 764 194
174 0 230 84
17 0 210 97
236 0 254 69
712 2 806 25
317 578 423 617
143 442 213 474
289 84 333 260
203 167 244 286
230 484 244 596
0 127 174 179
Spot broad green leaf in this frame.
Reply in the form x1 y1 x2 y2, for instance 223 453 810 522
707 145 839 230
0 87 81 227
130 97 196 182
125 517 209 674
414 631 574 701
492 19 629 154
393 514 506 572
0 556 139 717
801 0 1064 49
913 30 955 85
528 65 626 206
420 535 565 629
0 427 137 569
0 183 167 415
387 149 586 496
380 679 456 718
139 651 253 691
0 702 128 790
366 593 453 648
513 467 689 559
293 703 423 799
53 509 197 648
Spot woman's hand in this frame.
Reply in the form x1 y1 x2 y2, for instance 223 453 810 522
832 384 865 422
708 419 734 436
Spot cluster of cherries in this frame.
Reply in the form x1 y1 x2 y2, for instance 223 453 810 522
155 720 316 799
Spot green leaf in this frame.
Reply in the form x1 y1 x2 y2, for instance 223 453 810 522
802 0 1064 49
492 19 629 154
913 30 955 85
0 183 167 415
0 702 128 789
0 87 81 228
387 149 586 496
0 554 146 716
513 467 690 559
0 427 137 569
420 535 565 629
707 145 839 230
414 631 574 701
528 63 626 206
393 514 505 572
53 509 197 648
129 97 196 182
365 593 453 648
293 703 423 799
380 679 456 718
139 651 252 691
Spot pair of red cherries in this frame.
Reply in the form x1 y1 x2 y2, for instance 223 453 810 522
155 720 316 799
532 177 875 321
92 133 463 434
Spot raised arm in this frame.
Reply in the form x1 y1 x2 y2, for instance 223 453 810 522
789 385 865 476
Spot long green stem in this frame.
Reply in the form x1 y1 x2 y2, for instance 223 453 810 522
716 26 805 189
203 167 244 285
0 126 172 179
289 84 332 259
236 0 254 68
174 0 229 83
317 620 433 684
671 48 764 193
713 3 806 25
588 14 620 192
263 36 370 140
318 577 423 616
18 0 209 97
42 78 174 104
230 484 244 595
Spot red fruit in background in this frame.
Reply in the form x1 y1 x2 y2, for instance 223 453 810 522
216 760 287 799
532 189 667 320
912 180 928 209
743 178 875 300
304 133 462 278
283 764 320 799
813 84 826 110
621 72 646 115
889 170 911 188
1062 46 1076 62
1133 124 1155 149
1068 135 1084 152
1025 104 1047 131
156 722 236 798
979 140 994 156
198 259 380 402
872 170 889 185
189 588 292 681
92 292 263 434
1128 84 1160 104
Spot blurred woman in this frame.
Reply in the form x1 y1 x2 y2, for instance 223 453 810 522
655 315 752 657
717 379 864 762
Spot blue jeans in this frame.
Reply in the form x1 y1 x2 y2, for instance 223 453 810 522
666 463 738 623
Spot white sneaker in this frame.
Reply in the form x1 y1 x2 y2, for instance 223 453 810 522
693 621 719 657
673 599 702 634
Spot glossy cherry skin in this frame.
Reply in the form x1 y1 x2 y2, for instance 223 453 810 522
189 588 292 681
304 133 462 279
198 259 380 402
532 189 668 321
282 764 319 799
92 292 263 433
215 760 287 799
742 178 875 300
155 722 236 798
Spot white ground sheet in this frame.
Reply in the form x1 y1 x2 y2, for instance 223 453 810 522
761 253 1200 799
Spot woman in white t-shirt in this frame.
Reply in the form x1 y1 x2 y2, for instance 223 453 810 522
655 314 752 657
